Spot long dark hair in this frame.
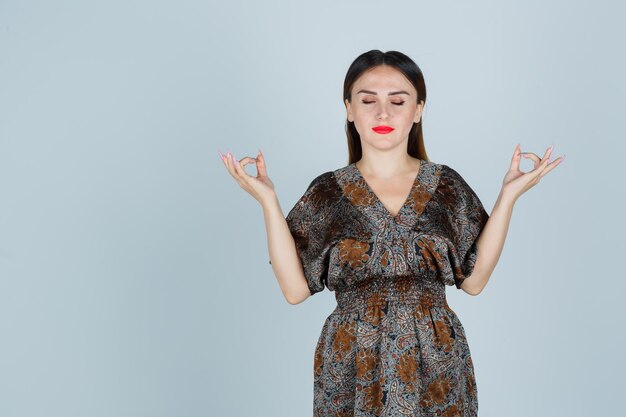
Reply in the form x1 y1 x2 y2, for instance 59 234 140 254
343 50 429 164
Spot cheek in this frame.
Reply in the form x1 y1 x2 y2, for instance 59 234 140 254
355 106 374 117
396 106 416 115
353 111 373 125
398 108 419 123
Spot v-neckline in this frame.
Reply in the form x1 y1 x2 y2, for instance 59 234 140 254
352 159 424 221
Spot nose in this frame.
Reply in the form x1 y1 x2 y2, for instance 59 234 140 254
376 102 391 120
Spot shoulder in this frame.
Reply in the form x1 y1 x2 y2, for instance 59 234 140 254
286 170 342 228
305 170 335 191
431 162 483 208
437 163 465 183
301 170 340 200
435 163 474 191
294 169 343 212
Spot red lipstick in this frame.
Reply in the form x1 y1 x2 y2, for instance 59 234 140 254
372 125 394 134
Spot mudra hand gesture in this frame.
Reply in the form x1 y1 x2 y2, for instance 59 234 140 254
503 143 565 202
219 149 276 205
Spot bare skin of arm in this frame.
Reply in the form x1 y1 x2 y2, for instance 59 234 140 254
459 144 564 296
220 148 310 304
262 194 312 304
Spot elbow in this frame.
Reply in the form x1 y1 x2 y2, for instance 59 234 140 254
286 295 306 305
467 288 483 296
468 282 487 296
286 295 300 305
284 289 299 305
461 265 490 296
462 286 480 296
460 276 484 296
285 288 310 305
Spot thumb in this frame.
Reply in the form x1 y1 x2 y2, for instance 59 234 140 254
256 148 268 176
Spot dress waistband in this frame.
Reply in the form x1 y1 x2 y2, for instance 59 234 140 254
334 275 448 312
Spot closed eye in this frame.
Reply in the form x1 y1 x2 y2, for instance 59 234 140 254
362 100 405 106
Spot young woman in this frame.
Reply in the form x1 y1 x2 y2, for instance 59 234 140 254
220 50 563 416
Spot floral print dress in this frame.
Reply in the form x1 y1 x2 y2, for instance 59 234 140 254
278 159 490 417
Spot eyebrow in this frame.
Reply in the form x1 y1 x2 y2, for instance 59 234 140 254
356 89 411 96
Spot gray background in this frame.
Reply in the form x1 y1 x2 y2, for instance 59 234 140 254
1 0 624 416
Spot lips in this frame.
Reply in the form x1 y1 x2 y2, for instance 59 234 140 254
372 126 394 134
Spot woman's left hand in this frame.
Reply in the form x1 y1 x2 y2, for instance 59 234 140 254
502 143 565 202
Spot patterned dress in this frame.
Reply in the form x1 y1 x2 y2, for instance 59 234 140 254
279 159 489 417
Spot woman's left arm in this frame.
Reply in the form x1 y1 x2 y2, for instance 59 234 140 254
461 143 565 295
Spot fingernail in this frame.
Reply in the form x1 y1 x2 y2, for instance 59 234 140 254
231 153 237 163
218 150 225 161
549 143 554 151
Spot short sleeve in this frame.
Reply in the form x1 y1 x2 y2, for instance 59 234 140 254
436 165 490 289
268 172 335 296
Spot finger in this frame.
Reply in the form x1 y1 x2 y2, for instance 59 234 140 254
543 144 554 162
521 152 540 164
538 152 565 179
237 157 259 178
529 145 554 179
224 151 238 178
218 151 229 169
229 154 249 188
537 159 557 179
230 153 242 176
510 143 522 171
256 148 268 177
230 153 254 182
238 156 257 165
521 152 541 170
539 145 554 169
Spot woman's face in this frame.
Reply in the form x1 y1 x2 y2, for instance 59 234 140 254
345 65 423 152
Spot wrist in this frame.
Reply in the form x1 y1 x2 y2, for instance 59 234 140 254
260 192 280 211
497 188 517 208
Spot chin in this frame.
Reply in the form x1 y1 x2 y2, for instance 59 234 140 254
363 139 397 150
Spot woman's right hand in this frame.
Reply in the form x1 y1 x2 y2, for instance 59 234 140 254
220 149 276 206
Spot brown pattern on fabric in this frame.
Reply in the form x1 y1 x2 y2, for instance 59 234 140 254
278 160 490 416
338 238 372 269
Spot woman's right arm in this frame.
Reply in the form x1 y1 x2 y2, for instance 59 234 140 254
263 195 312 305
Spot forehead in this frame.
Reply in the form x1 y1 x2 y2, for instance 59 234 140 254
352 65 415 95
